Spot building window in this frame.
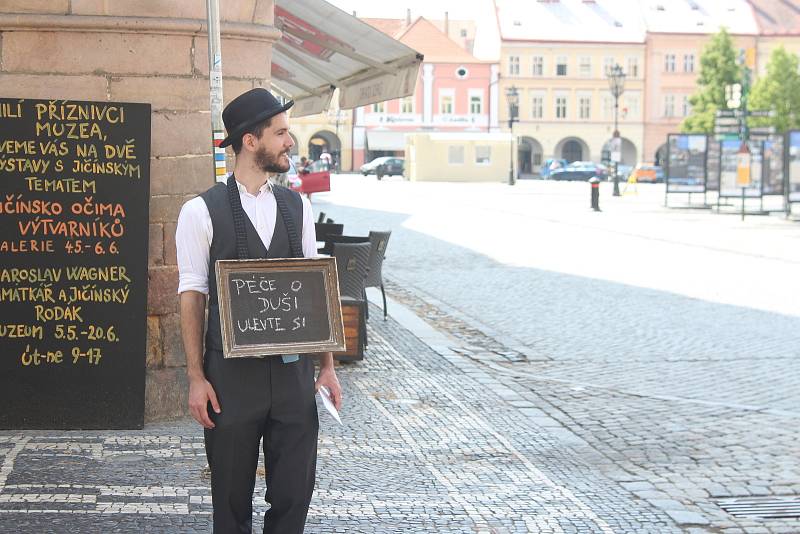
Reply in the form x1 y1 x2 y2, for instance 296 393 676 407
665 54 676 72
531 95 544 119
664 94 675 117
683 54 695 73
401 96 414 114
555 96 567 119
470 95 482 114
448 145 464 164
627 57 639 78
440 94 453 115
509 56 520 76
579 56 592 77
460 28 467 37
625 94 639 119
579 95 591 119
556 56 568 76
682 95 691 116
532 56 544 76
372 102 385 113
475 145 491 164
603 56 615 76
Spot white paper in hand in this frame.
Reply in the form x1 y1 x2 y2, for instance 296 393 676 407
318 386 342 425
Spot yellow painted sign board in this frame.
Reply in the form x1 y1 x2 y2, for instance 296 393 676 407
736 151 751 187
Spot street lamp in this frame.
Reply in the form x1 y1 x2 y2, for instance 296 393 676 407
506 85 519 186
606 63 626 196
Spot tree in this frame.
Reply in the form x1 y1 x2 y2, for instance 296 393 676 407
681 28 740 133
748 46 800 133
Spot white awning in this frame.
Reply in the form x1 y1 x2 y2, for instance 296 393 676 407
367 131 407 151
272 0 423 117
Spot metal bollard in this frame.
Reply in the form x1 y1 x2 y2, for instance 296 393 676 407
589 177 601 211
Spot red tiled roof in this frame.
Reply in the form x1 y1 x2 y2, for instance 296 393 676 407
748 0 800 35
395 17 482 63
361 18 407 38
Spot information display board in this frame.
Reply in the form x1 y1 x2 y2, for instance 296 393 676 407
719 139 762 198
788 131 800 202
216 258 345 359
706 138 720 192
666 134 707 193
762 137 784 196
0 98 150 429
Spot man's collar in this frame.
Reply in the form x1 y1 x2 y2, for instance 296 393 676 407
233 175 272 196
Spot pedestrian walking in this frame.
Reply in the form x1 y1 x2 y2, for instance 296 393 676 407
176 88 343 534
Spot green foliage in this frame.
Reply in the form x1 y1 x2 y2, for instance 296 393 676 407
681 28 740 133
748 46 800 133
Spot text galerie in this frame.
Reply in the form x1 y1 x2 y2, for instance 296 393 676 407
232 276 307 333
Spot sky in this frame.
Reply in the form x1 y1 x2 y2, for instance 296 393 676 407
325 0 484 20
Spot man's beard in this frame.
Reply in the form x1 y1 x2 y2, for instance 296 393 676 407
254 146 290 173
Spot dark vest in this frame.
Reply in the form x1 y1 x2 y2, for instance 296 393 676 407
200 181 304 351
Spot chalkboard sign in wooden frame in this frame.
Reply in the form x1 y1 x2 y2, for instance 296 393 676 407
215 257 345 358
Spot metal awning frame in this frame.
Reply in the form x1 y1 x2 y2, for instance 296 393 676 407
270 0 423 116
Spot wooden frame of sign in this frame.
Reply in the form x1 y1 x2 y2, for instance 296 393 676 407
215 257 345 358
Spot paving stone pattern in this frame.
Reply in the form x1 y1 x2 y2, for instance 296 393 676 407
1 311 678 533
2 178 798 533
313 176 800 533
379 277 800 533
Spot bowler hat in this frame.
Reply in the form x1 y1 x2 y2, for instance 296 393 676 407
219 88 294 148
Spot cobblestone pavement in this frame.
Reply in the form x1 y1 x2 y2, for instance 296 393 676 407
0 312 678 533
2 177 798 533
309 175 800 533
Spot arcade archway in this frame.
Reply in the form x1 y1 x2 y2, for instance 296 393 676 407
309 130 342 169
602 137 638 166
518 136 544 175
655 143 668 167
555 137 590 163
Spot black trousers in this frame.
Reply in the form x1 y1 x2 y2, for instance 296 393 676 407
203 350 319 534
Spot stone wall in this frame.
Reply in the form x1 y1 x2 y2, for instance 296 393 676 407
0 0 278 421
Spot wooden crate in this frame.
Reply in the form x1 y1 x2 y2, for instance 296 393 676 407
334 299 364 361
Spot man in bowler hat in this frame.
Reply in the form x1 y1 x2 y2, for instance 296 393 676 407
176 88 342 533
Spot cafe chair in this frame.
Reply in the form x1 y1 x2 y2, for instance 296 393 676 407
332 241 371 351
314 222 343 255
317 211 326 223
364 231 391 320
321 233 368 257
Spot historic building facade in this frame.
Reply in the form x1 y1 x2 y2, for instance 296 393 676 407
641 0 758 165
481 0 647 174
352 16 496 170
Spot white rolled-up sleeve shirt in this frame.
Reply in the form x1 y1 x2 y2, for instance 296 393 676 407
176 180 318 294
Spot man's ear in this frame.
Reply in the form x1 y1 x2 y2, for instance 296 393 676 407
242 133 257 153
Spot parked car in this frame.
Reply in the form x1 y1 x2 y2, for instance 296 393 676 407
540 158 568 179
360 156 404 177
285 159 330 197
629 164 664 183
550 161 608 181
